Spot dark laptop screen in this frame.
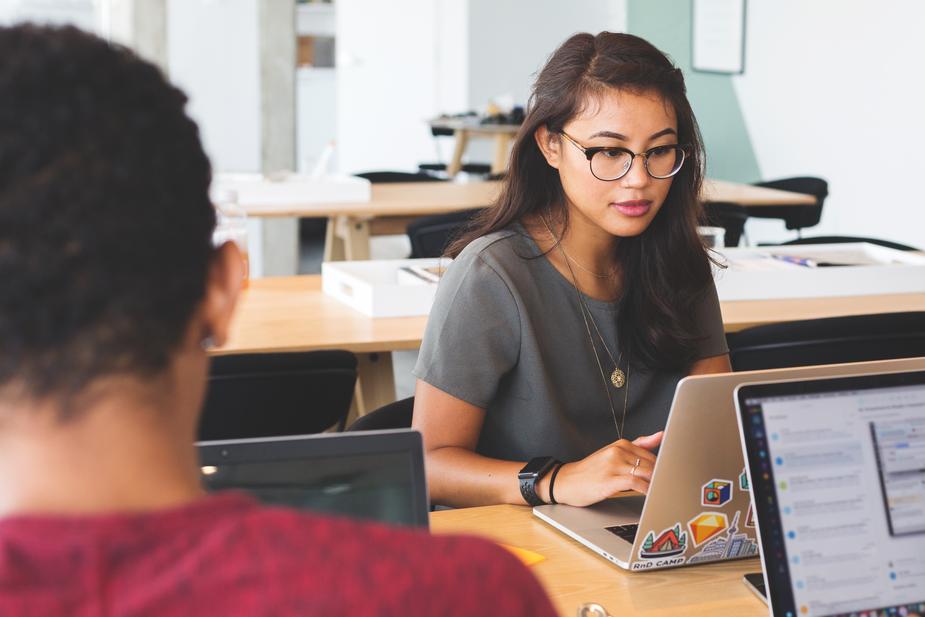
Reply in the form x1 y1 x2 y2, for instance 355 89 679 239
198 430 429 528
739 371 925 617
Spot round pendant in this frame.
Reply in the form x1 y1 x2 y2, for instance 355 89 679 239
611 368 626 388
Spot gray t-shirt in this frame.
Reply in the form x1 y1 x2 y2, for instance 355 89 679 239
413 224 728 463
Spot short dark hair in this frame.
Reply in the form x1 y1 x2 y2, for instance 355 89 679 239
0 24 215 402
449 32 713 370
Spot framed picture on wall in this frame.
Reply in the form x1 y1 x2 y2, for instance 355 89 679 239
692 0 747 74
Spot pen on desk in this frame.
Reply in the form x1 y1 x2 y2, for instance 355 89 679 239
770 254 817 268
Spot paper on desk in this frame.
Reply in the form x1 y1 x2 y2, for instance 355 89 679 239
499 543 546 566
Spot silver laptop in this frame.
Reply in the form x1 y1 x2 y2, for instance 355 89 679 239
534 357 925 571
736 369 925 617
197 429 430 528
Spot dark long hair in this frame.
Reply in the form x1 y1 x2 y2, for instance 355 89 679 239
448 32 714 370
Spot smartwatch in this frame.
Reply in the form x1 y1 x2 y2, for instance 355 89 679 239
518 456 561 506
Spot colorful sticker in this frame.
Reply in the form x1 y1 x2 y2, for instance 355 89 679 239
687 511 729 547
638 523 687 559
745 503 756 528
739 469 750 492
687 511 759 564
701 478 733 507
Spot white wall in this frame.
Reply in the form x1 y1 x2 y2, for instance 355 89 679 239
167 0 260 173
332 0 628 175
462 0 627 163
733 1 925 248
466 0 627 110
335 0 440 174
0 0 97 29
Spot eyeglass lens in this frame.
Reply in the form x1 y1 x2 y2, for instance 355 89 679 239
591 146 684 180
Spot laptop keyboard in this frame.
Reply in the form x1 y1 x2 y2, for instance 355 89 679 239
604 523 638 542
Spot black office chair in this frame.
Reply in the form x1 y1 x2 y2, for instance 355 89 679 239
748 176 828 237
347 396 414 431
407 208 484 258
778 236 920 252
353 170 446 184
726 312 925 372
418 124 493 177
198 350 358 440
703 202 750 247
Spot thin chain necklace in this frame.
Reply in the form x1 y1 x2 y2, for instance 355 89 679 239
557 243 618 279
542 216 631 439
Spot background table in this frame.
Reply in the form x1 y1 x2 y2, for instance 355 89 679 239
239 179 816 264
216 274 925 412
431 503 767 617
428 117 522 177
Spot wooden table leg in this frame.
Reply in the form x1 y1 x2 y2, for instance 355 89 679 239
324 216 371 262
323 216 345 262
447 129 469 178
342 217 371 261
351 352 397 419
491 133 513 175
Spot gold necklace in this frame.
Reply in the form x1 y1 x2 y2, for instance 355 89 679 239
542 216 631 439
556 242 618 279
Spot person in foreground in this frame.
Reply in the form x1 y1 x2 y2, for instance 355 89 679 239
0 24 556 616
413 32 732 508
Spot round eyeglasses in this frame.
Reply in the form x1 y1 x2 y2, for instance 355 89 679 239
560 131 687 181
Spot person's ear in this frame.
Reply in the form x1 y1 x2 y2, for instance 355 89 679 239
534 125 562 169
201 242 244 348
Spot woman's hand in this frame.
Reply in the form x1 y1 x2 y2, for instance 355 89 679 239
545 432 663 507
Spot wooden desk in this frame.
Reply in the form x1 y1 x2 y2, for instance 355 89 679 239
703 179 816 206
216 275 427 414
241 179 815 263
429 117 521 177
216 274 925 411
431 503 766 617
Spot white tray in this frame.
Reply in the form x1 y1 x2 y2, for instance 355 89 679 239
713 243 925 301
212 172 370 208
322 258 452 317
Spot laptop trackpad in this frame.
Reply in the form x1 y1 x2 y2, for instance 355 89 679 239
535 494 644 531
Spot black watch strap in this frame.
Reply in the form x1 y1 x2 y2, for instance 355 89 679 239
518 457 560 506
519 475 544 507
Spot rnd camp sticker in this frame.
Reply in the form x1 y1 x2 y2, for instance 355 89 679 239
631 524 687 570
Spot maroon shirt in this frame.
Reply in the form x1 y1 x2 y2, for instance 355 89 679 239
0 493 556 616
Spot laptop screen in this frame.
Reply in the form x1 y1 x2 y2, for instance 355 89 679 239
197 429 429 529
738 371 925 617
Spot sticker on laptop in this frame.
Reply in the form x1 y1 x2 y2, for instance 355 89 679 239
632 523 687 570
687 511 729 547
739 469 750 492
745 503 756 528
687 511 759 564
701 478 733 507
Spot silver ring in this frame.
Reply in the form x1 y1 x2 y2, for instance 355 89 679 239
630 458 641 477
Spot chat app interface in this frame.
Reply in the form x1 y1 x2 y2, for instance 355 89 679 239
759 385 925 617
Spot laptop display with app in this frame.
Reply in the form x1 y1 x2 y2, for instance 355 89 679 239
736 370 925 617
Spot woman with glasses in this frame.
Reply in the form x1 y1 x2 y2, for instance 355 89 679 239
412 32 732 508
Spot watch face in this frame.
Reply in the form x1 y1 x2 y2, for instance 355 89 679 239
519 456 554 479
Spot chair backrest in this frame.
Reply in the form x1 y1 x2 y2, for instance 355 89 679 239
750 176 829 231
198 350 358 440
407 207 484 258
347 396 414 431
779 235 920 252
703 202 749 247
727 312 925 372
353 171 445 184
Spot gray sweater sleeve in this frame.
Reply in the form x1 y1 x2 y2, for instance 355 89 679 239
695 279 729 359
413 250 521 409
